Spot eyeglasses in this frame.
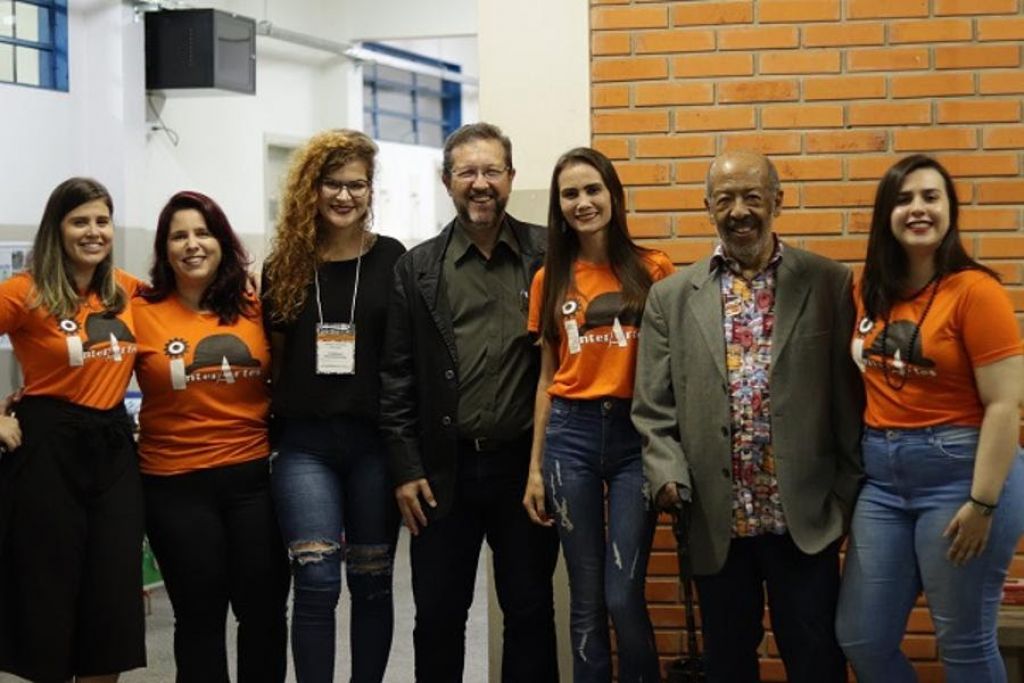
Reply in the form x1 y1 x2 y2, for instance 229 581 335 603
450 166 509 183
320 178 370 198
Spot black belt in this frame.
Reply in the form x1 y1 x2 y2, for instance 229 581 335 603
458 433 529 453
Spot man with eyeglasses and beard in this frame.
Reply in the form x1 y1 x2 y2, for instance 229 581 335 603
632 150 864 683
380 122 559 682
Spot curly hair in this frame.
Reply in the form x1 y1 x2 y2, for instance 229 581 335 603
263 129 378 324
143 190 256 325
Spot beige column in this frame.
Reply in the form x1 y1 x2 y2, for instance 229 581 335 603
477 2 591 681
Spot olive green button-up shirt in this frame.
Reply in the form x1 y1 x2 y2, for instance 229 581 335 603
443 219 534 439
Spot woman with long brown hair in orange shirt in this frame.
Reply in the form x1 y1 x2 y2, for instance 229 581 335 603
836 155 1024 682
0 177 145 682
523 148 673 682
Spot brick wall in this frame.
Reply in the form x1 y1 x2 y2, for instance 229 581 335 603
588 1 1024 681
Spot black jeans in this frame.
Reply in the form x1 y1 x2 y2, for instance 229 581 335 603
143 458 291 683
694 533 846 683
410 440 560 683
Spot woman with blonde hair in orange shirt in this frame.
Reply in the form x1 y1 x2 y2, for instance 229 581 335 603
0 177 145 682
134 190 289 682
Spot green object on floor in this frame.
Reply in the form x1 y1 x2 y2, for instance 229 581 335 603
142 537 163 589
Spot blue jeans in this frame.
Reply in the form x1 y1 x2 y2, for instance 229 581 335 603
836 426 1024 683
271 416 400 683
543 397 659 683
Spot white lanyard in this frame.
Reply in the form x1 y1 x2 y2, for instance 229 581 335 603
314 232 364 326
312 233 365 375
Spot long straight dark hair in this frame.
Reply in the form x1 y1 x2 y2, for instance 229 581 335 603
538 147 654 344
143 191 256 325
861 154 997 321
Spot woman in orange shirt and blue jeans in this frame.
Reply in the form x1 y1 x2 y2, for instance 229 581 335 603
836 155 1024 682
523 147 673 682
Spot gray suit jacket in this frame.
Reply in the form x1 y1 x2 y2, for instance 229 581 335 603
632 243 864 575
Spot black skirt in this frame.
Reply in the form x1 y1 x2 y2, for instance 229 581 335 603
0 395 146 682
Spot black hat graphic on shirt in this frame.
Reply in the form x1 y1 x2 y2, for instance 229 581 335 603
578 292 640 334
83 313 136 349
186 334 260 374
867 319 936 367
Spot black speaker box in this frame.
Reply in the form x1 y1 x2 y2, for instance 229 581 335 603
145 9 256 95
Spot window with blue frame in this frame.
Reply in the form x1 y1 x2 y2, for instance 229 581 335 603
0 0 68 91
362 41 461 148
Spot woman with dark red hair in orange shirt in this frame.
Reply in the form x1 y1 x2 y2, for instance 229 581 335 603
133 190 289 682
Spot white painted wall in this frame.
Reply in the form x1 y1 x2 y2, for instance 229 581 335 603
478 0 590 195
1 0 480 256
0 0 484 395
142 0 352 242
342 0 475 40
142 42 336 237
0 1 145 228
376 140 454 245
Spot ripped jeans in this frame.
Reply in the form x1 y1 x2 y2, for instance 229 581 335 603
543 397 660 682
271 416 400 683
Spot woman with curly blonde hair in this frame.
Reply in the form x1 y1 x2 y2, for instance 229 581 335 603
262 129 406 683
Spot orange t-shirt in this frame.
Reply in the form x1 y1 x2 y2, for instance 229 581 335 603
133 294 270 475
0 269 140 410
852 269 1022 429
528 250 674 400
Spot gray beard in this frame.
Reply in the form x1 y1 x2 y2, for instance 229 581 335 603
729 240 764 267
722 230 772 270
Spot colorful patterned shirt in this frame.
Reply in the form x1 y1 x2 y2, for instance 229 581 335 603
710 239 787 537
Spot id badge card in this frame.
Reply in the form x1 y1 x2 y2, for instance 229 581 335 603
316 322 356 375
66 335 84 367
564 319 582 355
59 319 84 367
562 300 582 355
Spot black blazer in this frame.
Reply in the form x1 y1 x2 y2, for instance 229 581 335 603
379 215 546 520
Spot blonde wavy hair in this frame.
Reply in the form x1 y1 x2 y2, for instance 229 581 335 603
263 129 377 324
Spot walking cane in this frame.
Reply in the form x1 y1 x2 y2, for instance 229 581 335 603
665 501 705 683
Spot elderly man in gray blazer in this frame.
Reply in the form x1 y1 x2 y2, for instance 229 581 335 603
632 150 863 683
